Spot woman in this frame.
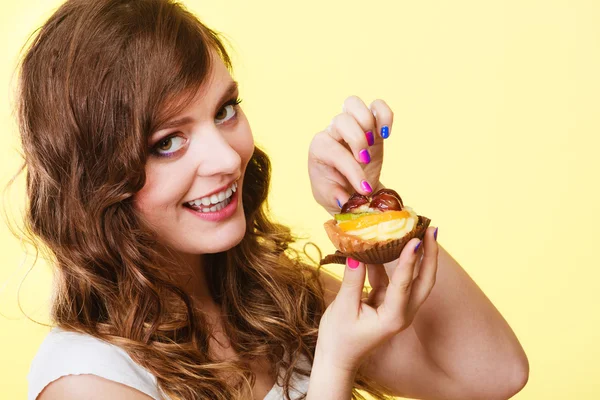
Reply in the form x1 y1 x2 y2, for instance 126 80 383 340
18 0 528 399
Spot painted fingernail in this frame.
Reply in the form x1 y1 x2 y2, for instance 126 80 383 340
347 258 360 269
336 198 342 209
360 180 372 193
365 131 374 146
434 227 438 241
359 149 371 164
414 241 422 253
381 125 390 139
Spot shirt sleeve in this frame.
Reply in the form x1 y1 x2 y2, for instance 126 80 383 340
27 328 164 400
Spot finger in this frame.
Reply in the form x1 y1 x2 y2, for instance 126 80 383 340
366 263 389 291
409 227 439 313
413 244 424 279
322 176 352 214
365 263 389 307
336 258 367 317
379 238 421 321
311 132 373 196
328 113 372 165
335 191 351 210
342 96 377 146
369 99 394 139
308 133 353 211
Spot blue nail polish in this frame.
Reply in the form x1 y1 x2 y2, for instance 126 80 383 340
414 241 422 253
381 125 390 139
434 227 438 241
336 198 342 208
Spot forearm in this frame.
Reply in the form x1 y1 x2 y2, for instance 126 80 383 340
377 181 527 397
412 245 529 398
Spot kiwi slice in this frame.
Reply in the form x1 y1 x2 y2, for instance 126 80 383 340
334 212 373 221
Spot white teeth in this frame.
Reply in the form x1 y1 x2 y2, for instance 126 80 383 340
196 196 231 213
186 181 238 209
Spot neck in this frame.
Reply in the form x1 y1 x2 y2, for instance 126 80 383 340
158 245 217 309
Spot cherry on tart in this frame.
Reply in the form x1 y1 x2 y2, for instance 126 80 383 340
320 189 431 265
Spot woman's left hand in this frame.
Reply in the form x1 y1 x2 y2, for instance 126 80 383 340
308 96 394 215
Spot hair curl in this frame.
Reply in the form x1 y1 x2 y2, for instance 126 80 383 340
13 0 391 398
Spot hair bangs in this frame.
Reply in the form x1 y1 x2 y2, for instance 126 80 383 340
133 1 233 137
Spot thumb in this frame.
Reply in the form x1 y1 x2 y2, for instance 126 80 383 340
336 257 366 316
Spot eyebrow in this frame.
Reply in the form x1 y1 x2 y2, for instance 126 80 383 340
155 80 239 132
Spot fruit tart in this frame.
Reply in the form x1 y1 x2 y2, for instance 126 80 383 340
320 188 431 265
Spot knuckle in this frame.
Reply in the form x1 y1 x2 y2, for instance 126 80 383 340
310 132 327 151
330 114 341 129
371 99 394 122
380 108 394 123
356 111 375 131
344 95 361 105
344 97 374 127
332 112 351 128
314 130 327 142
369 98 385 112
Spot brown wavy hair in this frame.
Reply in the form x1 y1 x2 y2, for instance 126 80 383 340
11 0 391 398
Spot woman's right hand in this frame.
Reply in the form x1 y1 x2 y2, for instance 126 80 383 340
308 235 438 396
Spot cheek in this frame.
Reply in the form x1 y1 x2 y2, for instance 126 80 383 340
134 184 158 215
233 115 255 165
133 165 186 216
133 178 161 220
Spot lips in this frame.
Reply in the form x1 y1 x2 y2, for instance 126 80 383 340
184 180 238 207
184 192 233 212
183 187 239 221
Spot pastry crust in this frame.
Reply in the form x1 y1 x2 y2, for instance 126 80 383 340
320 215 431 265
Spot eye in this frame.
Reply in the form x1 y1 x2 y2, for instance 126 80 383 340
215 98 242 125
153 135 186 157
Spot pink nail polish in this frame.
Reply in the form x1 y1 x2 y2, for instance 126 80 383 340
360 180 372 193
359 149 370 164
365 131 374 146
347 258 359 269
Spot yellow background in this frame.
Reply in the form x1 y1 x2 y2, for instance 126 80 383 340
1 0 599 399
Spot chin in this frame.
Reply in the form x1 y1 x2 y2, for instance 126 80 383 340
203 226 246 254
176 213 247 255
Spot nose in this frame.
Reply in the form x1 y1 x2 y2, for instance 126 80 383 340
193 127 241 177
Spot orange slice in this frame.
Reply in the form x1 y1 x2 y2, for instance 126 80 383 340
338 210 409 232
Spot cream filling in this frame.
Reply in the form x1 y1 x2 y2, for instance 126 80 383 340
345 207 418 241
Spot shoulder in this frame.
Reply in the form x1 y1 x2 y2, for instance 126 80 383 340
28 327 163 400
37 374 155 400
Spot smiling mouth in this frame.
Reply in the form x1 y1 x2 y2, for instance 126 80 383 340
183 181 238 213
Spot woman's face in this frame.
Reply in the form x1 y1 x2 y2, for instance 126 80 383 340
134 56 254 256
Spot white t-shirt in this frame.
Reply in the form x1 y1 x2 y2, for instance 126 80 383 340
28 327 310 400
